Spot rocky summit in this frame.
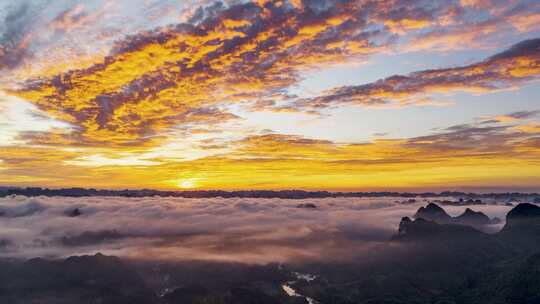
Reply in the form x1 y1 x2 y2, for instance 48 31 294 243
414 203 497 228
414 203 453 223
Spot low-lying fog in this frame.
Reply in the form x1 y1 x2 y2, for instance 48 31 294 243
0 196 514 264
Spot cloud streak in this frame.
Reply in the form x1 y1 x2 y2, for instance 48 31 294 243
0 3 36 70
293 38 540 109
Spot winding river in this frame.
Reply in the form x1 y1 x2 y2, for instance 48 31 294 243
281 271 319 304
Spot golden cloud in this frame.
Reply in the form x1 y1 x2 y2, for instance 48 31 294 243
8 0 481 147
293 38 540 109
2 117 538 190
12 0 401 146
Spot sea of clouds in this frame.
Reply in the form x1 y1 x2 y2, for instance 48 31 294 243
0 196 514 264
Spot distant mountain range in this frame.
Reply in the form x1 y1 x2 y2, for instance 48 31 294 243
1 186 539 200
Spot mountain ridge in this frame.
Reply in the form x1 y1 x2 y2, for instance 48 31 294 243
1 187 538 200
414 202 499 227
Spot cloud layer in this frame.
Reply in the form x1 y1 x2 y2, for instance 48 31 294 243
0 195 514 264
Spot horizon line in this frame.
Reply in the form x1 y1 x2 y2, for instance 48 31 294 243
1 185 539 197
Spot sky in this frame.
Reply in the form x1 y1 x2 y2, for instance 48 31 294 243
0 0 539 191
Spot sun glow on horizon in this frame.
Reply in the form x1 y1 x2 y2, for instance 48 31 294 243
177 178 199 189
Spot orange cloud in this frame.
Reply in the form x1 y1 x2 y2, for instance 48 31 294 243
10 0 471 146
293 38 540 109
479 110 540 123
405 19 500 51
48 4 104 33
512 124 540 134
3 118 538 190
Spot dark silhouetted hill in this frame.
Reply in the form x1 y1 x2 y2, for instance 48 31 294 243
414 203 453 223
499 203 540 251
303 203 540 304
0 253 155 304
414 203 498 228
454 208 492 226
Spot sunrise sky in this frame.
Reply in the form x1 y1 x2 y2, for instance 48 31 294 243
0 0 539 191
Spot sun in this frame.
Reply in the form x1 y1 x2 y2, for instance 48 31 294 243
177 178 197 189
